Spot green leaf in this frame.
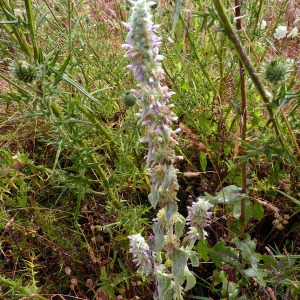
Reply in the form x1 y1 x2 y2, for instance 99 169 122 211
175 214 185 239
149 184 159 208
184 267 196 291
252 201 264 220
205 185 245 205
172 0 183 34
210 241 239 268
153 221 164 251
200 151 207 172
277 190 300 206
224 281 240 300
156 268 173 300
190 251 199 267
244 267 266 287
171 249 188 285
61 74 102 107
233 198 253 224
165 202 178 224
194 239 210 262
212 269 227 286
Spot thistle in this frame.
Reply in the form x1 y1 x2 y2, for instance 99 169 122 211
264 59 287 85
122 91 137 107
9 60 38 83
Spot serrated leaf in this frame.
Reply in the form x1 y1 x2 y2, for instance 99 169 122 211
205 185 245 205
210 241 239 268
194 239 210 262
244 267 266 286
234 235 262 266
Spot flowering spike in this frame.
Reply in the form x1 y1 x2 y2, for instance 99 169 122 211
186 197 213 241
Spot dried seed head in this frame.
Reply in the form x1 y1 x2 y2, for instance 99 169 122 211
64 266 71 275
86 278 94 288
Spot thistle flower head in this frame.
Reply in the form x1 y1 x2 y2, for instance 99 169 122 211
186 197 213 240
122 91 137 107
9 60 38 83
129 233 152 275
264 59 287 84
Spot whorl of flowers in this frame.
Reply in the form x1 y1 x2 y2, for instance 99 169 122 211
273 25 287 40
122 0 181 210
129 233 152 275
186 197 213 240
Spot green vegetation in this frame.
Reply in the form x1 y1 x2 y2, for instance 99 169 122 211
0 0 299 299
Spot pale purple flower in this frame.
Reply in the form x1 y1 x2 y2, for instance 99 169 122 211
129 233 152 275
122 22 132 31
151 24 161 31
186 197 213 240
121 44 133 51
173 128 181 134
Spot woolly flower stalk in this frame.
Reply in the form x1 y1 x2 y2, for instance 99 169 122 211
186 197 213 241
122 0 181 211
129 234 152 275
123 2 194 298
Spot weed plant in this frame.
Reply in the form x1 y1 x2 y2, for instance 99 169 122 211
0 0 299 299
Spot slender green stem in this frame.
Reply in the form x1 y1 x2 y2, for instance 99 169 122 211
24 0 39 60
0 0 33 58
235 0 247 238
0 275 46 299
67 0 73 114
180 14 217 93
0 72 31 95
212 0 285 147
250 0 263 38
77 104 116 145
